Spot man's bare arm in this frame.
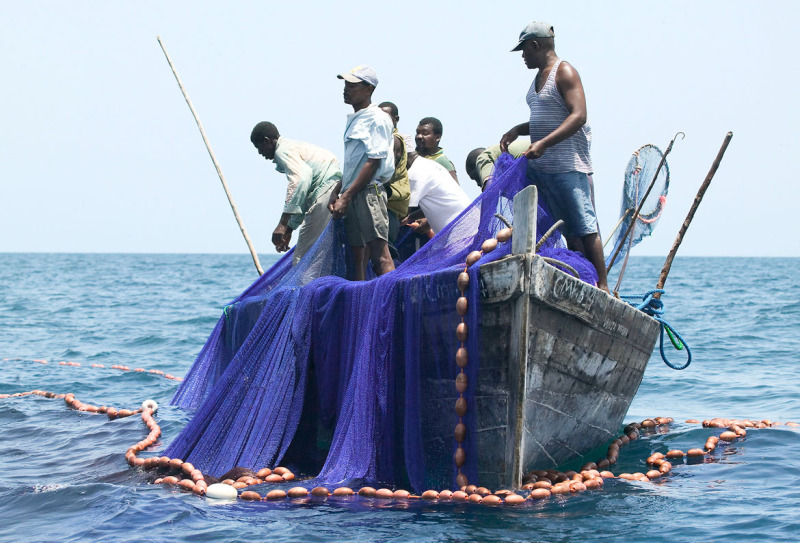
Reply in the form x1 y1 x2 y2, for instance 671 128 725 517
500 123 530 152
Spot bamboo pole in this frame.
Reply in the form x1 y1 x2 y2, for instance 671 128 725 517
156 36 264 276
654 131 733 298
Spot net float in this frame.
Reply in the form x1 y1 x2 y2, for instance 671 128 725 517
287 487 308 498
504 493 525 505
358 487 376 497
496 227 512 242
206 483 238 500
530 488 550 500
465 250 482 266
392 489 410 499
240 491 261 500
456 297 468 316
438 490 453 499
455 348 468 368
457 272 469 291
256 468 272 478
374 488 393 499
467 493 482 503
333 487 354 497
481 495 501 505
266 489 287 500
311 487 330 497
481 238 498 253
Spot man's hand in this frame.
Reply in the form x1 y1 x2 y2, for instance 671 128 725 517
272 224 291 252
329 193 350 219
411 217 432 237
522 140 547 160
279 230 292 252
500 127 519 153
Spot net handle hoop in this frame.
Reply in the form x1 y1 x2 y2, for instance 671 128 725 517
607 131 684 273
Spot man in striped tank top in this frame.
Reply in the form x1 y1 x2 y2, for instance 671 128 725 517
501 21 609 293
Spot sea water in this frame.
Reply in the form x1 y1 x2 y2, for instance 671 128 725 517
0 254 798 542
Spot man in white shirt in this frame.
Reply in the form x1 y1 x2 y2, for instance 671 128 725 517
401 152 471 235
328 66 396 280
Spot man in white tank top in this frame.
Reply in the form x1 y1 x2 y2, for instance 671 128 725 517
500 21 609 293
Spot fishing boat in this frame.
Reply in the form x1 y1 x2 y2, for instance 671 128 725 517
167 159 693 493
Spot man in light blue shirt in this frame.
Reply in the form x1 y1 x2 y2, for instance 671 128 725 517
328 65 395 280
251 121 341 265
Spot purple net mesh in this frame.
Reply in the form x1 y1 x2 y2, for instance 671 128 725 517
166 155 598 491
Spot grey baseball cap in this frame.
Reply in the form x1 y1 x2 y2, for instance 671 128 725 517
337 65 378 87
511 21 555 51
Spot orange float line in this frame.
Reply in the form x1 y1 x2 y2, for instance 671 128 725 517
1 357 182 382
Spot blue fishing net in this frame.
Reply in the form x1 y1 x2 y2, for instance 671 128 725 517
166 155 597 491
605 144 669 269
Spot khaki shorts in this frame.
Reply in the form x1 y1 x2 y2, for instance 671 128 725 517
343 184 389 246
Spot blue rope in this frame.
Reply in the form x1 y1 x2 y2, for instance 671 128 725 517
619 289 692 370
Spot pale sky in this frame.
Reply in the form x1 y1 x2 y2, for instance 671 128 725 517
2 1 798 257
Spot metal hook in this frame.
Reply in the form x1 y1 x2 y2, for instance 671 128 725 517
673 131 686 143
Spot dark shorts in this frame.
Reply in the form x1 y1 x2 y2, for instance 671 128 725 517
526 164 598 237
343 184 389 246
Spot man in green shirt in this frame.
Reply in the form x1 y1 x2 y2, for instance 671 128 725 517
378 101 411 243
415 116 458 183
465 139 530 190
251 121 341 265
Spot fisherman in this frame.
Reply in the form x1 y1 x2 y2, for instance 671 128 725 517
465 140 530 190
328 66 396 280
377 101 411 244
401 152 471 235
251 122 341 265
501 21 609 292
415 117 459 183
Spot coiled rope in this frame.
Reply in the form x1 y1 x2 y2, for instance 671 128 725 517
619 289 692 370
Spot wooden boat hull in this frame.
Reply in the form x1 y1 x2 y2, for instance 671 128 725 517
470 253 660 488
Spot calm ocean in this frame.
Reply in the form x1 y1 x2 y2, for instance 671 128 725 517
1 253 798 542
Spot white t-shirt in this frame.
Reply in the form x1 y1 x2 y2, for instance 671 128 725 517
408 156 471 233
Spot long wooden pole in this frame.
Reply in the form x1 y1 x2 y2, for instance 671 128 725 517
156 36 264 276
654 131 733 298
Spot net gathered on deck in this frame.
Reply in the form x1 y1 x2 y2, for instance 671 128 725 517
166 155 598 491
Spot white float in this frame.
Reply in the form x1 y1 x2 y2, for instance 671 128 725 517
205 483 238 500
141 399 159 413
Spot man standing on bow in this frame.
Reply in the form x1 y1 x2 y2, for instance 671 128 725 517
501 21 609 292
328 66 396 280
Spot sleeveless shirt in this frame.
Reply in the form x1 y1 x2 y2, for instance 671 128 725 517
527 59 593 174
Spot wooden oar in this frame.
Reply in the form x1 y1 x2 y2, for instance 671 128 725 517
157 36 264 276
654 131 733 298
